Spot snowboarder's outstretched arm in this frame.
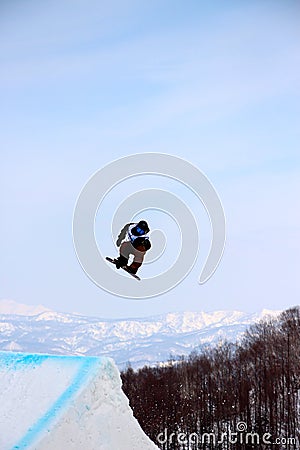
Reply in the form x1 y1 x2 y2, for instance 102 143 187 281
116 223 134 247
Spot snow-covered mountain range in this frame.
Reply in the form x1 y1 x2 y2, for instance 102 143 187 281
0 299 52 316
0 300 280 369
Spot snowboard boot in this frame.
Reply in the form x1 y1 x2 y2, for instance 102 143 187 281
126 262 142 275
115 255 128 269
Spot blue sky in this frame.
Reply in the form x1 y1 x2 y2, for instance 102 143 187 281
1 0 300 318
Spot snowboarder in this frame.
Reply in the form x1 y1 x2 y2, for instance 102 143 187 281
114 220 151 275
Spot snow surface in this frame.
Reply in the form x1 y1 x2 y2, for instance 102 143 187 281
0 352 158 450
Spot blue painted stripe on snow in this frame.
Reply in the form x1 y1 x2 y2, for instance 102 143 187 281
0 352 50 370
12 356 101 449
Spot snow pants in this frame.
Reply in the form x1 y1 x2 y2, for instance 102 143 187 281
118 241 145 274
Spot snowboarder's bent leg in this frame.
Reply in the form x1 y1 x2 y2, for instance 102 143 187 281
115 241 131 268
126 247 145 274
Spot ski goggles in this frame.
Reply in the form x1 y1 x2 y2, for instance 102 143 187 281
135 226 145 235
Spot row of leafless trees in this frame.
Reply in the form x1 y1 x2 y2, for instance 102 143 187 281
121 307 300 449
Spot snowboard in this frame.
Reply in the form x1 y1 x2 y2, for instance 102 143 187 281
105 257 141 281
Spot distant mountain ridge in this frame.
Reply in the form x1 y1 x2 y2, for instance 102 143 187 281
0 299 51 316
0 300 280 369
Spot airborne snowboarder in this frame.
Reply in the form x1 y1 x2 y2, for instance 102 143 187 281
113 220 151 275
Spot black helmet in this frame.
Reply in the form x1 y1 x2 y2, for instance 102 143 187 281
132 220 150 236
138 220 149 233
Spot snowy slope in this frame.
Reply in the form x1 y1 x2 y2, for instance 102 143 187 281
0 305 280 369
0 352 158 450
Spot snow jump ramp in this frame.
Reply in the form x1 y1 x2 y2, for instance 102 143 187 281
0 352 158 450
